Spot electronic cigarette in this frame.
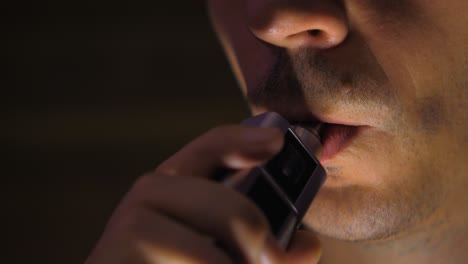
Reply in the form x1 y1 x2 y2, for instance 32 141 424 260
227 112 327 248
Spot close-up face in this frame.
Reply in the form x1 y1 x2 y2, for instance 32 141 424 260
207 0 467 242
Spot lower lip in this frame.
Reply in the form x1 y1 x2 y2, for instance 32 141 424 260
319 124 361 162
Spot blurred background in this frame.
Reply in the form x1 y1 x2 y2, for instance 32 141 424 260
3 1 249 263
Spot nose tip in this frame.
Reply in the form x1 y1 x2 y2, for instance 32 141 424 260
247 1 349 49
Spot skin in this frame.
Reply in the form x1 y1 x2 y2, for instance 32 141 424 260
207 0 468 262
86 0 467 263
86 126 321 264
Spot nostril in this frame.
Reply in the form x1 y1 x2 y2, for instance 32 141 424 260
306 28 346 48
308 29 322 37
247 2 348 49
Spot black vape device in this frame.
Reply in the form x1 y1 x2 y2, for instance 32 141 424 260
232 112 327 248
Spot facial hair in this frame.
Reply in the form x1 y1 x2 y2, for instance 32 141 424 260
246 46 445 242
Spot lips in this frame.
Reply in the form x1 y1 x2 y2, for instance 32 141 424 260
298 121 360 163
318 123 360 162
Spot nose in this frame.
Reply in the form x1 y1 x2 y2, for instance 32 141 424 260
247 0 349 49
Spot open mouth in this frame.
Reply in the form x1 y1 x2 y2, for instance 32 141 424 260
318 123 360 162
299 122 361 162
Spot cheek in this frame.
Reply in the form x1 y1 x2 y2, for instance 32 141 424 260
337 130 401 187
208 0 277 95
328 126 431 191
349 0 465 113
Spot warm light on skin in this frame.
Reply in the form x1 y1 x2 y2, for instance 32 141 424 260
207 0 467 262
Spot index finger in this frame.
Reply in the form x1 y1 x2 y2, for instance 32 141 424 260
156 125 284 178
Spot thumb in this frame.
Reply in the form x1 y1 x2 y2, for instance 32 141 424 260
286 230 322 264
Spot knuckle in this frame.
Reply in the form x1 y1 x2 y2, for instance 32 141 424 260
131 172 156 194
154 162 176 175
115 207 150 234
126 172 170 204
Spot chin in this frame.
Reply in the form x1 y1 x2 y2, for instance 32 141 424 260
303 181 439 242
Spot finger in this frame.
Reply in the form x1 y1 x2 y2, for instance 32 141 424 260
119 209 234 264
286 230 322 264
156 125 284 178
123 173 277 263
258 234 290 264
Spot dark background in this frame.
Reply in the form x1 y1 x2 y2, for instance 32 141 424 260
3 1 249 263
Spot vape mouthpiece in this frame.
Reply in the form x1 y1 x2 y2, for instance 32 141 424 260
237 111 327 248
290 125 323 159
242 112 323 159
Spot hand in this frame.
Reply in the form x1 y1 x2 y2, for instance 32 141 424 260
85 125 322 264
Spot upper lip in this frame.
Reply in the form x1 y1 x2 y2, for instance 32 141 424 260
296 121 360 144
253 108 370 131
287 113 367 146
267 109 367 127
291 114 362 131
306 114 367 127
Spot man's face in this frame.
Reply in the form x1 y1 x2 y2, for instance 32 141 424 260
207 0 467 241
